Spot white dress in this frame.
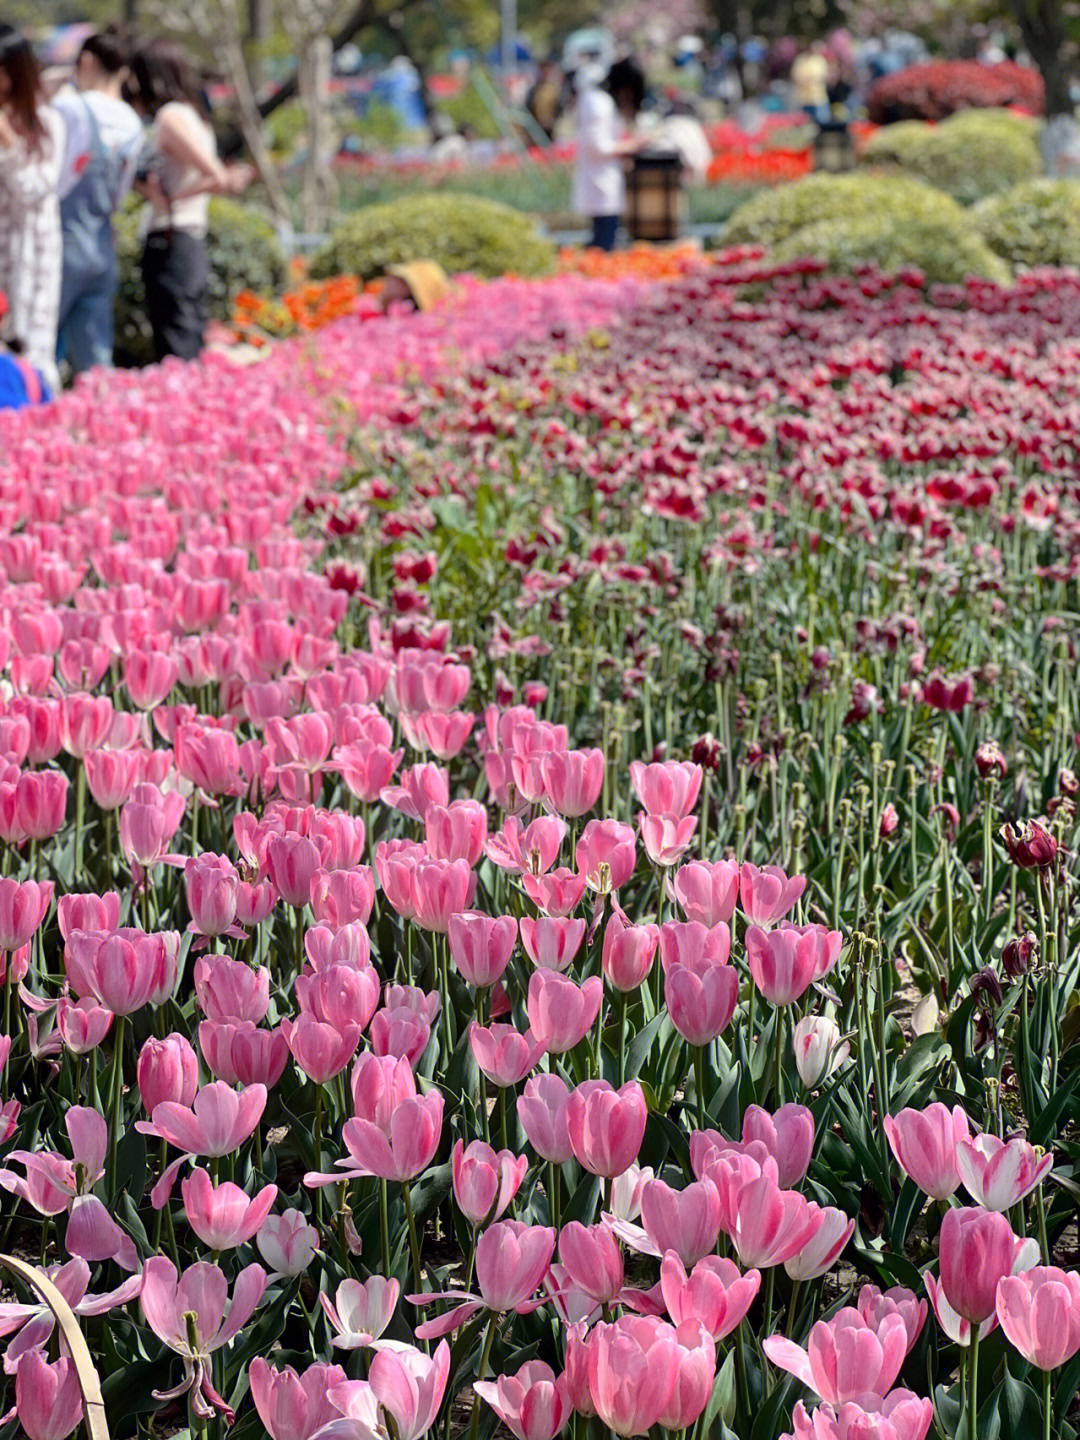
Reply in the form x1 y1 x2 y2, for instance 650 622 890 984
0 106 65 390
573 85 623 219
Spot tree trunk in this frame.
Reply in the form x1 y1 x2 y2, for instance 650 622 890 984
299 34 338 234
1013 0 1071 116
222 31 291 218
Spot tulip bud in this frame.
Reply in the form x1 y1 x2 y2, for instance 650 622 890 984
975 739 1007 780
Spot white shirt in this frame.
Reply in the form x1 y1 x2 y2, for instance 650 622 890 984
573 84 623 218
53 87 143 202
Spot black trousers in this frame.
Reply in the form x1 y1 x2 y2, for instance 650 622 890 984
141 228 209 362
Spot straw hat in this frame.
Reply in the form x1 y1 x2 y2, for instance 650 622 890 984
384 261 451 311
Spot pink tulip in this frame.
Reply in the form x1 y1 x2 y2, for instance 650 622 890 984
927 1206 1039 1344
630 761 702 819
882 1103 971 1200
140 1257 267 1422
0 878 51 952
742 1104 815 1188
381 762 450 822
656 1319 716 1431
856 1285 927 1355
527 971 602 1055
56 891 120 940
486 815 566 876
411 857 476 933
576 819 636 893
602 913 659 992
185 855 241 937
746 924 841 1006
658 920 731 972
15 1352 84 1440
55 996 113 1054
182 1166 278 1250
425 800 487 866
739 863 806 925
639 1177 722 1267
310 1091 443 1185
257 1210 319 1277
370 1005 431 1066
522 868 587 917
793 1015 850 1088
558 1222 625 1306
517 1074 573 1163
310 866 375 927
448 911 517 988
412 1221 555 1337
199 1020 290 1089
640 814 698 867
519 916 585 971
320 1276 400 1349
83 749 141 810
118 783 185 870
470 1022 546 1087
452 1139 528 1226
137 1034 199 1113
303 922 373 975
268 834 322 908
295 963 380 1036
671 860 740 926
67 928 177 1014
249 1359 347 1440
585 1315 685 1436
124 650 179 711
729 1174 824 1268
764 1307 909 1404
567 1080 648 1179
784 1205 856 1281
364 1341 450 1440
194 955 271 1024
140 1080 267 1157
664 956 739 1047
281 1014 360 1083
350 1052 416 1128
787 1392 934 1440
1 770 67 842
543 749 604 817
956 1133 1054 1212
659 1253 761 1341
996 1266 1080 1371
60 692 114 759
175 725 244 797
475 1361 571 1440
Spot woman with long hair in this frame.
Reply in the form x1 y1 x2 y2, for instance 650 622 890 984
0 26 64 389
126 38 251 362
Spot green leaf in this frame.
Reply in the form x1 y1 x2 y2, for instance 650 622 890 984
999 1368 1042 1440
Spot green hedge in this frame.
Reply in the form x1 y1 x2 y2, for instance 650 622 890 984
973 178 1080 269
773 212 1012 286
859 109 1042 204
720 171 967 250
114 197 286 367
308 193 556 282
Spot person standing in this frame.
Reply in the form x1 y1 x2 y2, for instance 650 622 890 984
52 25 143 373
0 27 64 391
126 39 252 362
572 58 645 253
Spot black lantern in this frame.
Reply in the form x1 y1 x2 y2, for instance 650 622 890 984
813 119 855 173
625 149 686 243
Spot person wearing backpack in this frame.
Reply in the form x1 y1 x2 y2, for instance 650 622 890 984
52 25 142 373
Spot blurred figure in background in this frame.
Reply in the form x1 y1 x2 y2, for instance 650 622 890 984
573 57 645 252
126 38 252 362
53 25 143 373
792 40 830 121
0 26 64 391
526 57 563 141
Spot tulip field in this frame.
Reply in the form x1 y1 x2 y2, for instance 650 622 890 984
4 250 1080 1440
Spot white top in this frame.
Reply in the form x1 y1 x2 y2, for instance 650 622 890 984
53 86 143 201
149 102 216 236
573 84 623 218
0 105 64 389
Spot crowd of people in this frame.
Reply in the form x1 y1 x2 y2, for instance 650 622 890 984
0 24 252 402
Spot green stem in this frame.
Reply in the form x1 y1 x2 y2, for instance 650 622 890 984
967 1333 980 1440
1043 1364 1053 1440
548 1161 561 1231
108 1014 127 1183
74 765 86 883
786 1278 801 1338
468 1313 499 1440
694 1044 707 1131
772 1007 785 1106
380 1178 391 1279
617 989 628 1089
403 1179 422 1296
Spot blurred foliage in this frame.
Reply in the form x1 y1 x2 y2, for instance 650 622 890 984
974 177 1080 269
860 108 1043 204
308 191 556 280
773 210 1012 284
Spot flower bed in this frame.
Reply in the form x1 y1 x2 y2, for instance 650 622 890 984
0 257 1079 1440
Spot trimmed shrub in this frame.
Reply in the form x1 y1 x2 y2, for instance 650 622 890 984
974 178 1080 269
114 196 286 366
860 109 1042 204
773 212 1012 286
720 171 966 250
866 59 1043 124
308 193 556 282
